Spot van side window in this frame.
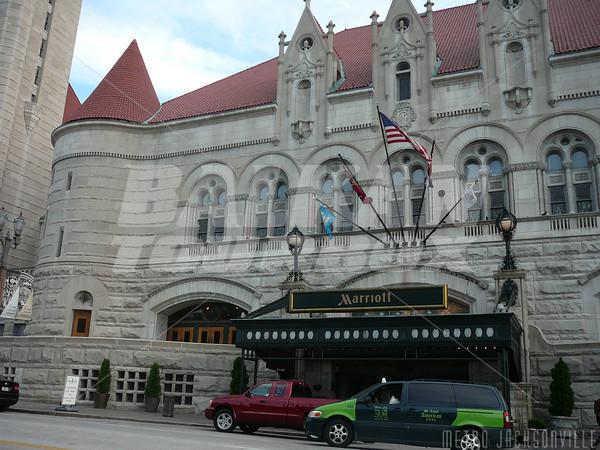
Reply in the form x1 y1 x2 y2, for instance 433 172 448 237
407 383 455 406
291 384 312 398
250 383 272 397
454 385 501 409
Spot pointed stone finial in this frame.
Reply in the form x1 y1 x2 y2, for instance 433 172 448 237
370 10 379 24
425 0 434 11
327 20 335 34
304 0 311 10
279 31 286 43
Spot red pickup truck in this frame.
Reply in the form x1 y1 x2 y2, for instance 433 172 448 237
205 380 337 433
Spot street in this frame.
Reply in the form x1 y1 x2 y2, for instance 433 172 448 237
0 412 408 450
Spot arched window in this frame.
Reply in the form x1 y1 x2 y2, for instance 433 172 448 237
316 162 359 233
546 152 567 215
339 178 354 232
273 181 289 236
572 148 592 213
411 167 426 225
464 160 482 221
255 184 270 238
506 42 526 88
396 62 411 101
389 170 405 227
197 178 227 242
487 158 506 219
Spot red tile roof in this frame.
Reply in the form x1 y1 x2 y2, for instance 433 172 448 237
71 2 600 125
548 0 600 54
62 83 81 123
70 40 160 123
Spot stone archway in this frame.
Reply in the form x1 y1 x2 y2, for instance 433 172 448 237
143 276 263 340
336 264 489 314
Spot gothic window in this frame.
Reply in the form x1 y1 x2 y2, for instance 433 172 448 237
389 170 405 227
396 62 411 101
543 131 597 215
316 161 359 233
460 142 510 222
339 178 355 232
253 171 289 238
196 177 227 242
506 42 526 88
411 167 426 225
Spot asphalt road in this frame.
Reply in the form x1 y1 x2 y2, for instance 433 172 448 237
0 411 408 450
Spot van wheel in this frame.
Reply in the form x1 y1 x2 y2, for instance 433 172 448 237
239 424 259 434
324 418 354 448
455 429 484 450
213 408 236 432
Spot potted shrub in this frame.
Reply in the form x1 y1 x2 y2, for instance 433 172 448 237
94 359 111 409
144 362 161 412
229 357 249 394
548 358 578 430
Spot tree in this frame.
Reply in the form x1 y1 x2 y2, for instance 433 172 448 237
96 359 111 395
230 357 249 394
549 358 574 417
145 362 161 398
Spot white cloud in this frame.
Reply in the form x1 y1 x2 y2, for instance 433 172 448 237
71 0 471 102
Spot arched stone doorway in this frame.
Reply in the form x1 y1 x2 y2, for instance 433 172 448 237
143 276 263 341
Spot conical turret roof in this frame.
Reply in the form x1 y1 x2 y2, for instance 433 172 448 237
62 83 81 123
69 40 160 123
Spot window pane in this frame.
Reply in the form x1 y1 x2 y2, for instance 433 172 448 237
412 168 425 185
408 383 454 406
392 170 404 188
213 218 225 241
572 149 589 169
259 185 269 201
340 204 353 231
468 209 482 222
276 183 288 200
273 210 287 236
549 186 567 214
397 72 410 101
76 319 86 333
490 191 505 219
547 153 563 172
291 384 312 398
575 183 592 213
322 178 334 194
218 191 226 207
250 383 272 397
465 161 480 180
256 213 267 238
390 201 404 227
397 62 410 71
201 193 210 207
488 159 504 177
275 384 287 397
412 198 424 224
454 385 501 409
198 218 208 241
371 384 404 404
341 178 353 193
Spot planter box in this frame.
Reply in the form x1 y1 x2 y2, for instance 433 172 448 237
550 416 579 431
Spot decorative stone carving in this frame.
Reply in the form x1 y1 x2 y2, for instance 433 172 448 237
393 102 416 129
226 194 249 202
23 101 42 135
503 87 532 114
509 162 543 172
392 44 413 60
291 120 313 144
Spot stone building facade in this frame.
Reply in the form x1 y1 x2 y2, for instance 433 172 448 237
2 0 600 424
0 0 82 334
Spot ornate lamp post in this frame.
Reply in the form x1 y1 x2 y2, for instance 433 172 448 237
286 226 305 282
0 208 25 269
495 208 517 271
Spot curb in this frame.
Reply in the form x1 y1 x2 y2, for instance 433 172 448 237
9 407 304 439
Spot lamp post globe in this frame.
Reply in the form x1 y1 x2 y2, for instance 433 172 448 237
495 208 517 271
286 226 304 282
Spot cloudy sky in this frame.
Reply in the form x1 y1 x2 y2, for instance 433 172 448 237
70 0 470 103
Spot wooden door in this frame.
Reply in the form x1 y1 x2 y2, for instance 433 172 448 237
72 310 91 337
198 327 225 344
167 327 194 342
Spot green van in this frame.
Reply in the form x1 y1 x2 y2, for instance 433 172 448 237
304 380 513 449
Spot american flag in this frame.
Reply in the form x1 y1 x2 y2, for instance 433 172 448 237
379 112 432 177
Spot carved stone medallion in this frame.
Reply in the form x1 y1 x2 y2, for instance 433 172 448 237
393 102 416 130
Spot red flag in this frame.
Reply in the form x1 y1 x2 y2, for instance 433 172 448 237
338 155 372 205
379 112 432 178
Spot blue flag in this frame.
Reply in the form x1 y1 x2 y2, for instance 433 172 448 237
319 205 335 239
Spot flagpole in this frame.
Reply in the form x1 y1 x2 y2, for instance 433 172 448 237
337 154 396 246
423 180 479 245
413 140 435 244
315 197 389 247
377 105 405 247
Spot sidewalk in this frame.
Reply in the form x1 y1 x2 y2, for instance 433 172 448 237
9 400 303 439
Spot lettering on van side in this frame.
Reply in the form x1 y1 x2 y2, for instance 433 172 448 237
374 405 389 421
421 409 442 422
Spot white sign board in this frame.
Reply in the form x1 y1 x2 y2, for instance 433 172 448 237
61 376 80 406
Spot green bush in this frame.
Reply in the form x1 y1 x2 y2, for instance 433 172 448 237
230 357 249 394
145 362 161 398
549 358 574 417
96 359 111 395
528 418 546 429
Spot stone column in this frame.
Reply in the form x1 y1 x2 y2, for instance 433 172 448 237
333 187 341 232
288 187 314 234
564 161 577 214
266 193 275 237
404 179 412 227
536 164 546 215
207 200 215 242
226 194 248 241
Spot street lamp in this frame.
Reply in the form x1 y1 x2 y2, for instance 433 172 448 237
495 207 517 271
0 208 25 269
286 225 305 282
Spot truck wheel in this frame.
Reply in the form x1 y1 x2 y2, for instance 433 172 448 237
324 418 354 448
239 424 259 434
213 408 236 432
